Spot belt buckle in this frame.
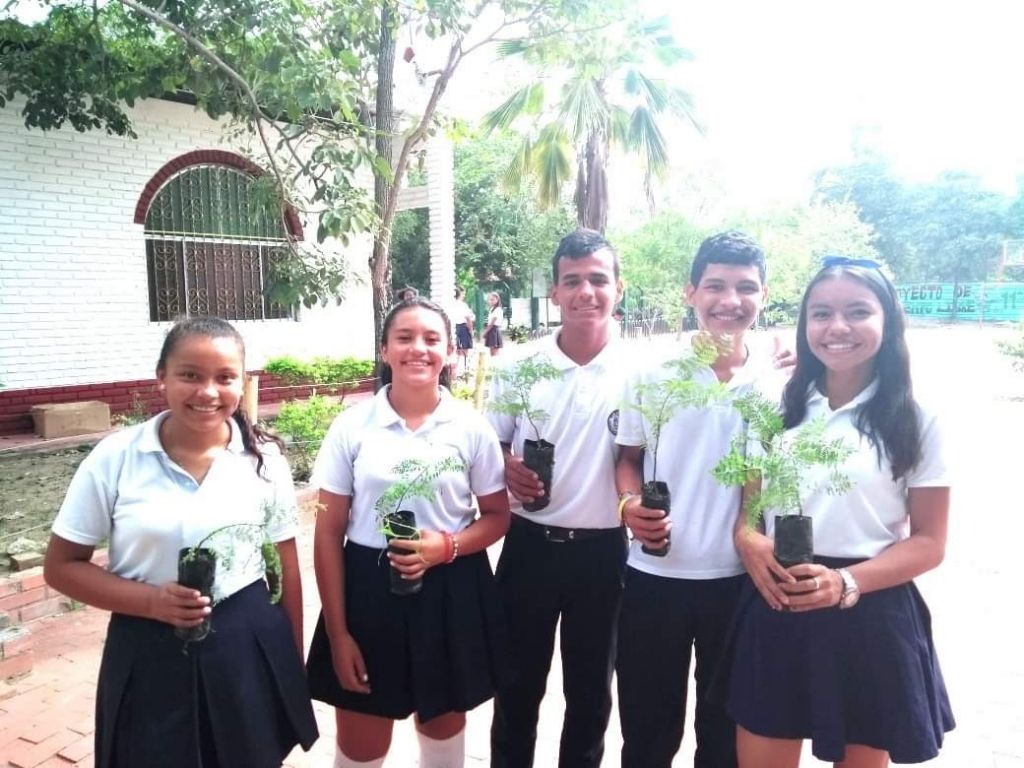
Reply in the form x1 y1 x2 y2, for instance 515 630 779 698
544 526 574 543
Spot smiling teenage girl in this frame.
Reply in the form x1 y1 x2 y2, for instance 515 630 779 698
306 297 510 768
44 316 318 768
726 258 954 767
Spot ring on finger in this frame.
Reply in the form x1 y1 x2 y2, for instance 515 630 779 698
811 576 820 591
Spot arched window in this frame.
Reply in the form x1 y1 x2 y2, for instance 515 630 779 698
138 153 298 321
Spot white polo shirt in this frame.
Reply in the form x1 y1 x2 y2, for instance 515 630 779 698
486 332 626 529
53 412 298 602
764 381 950 558
312 386 506 548
617 342 785 579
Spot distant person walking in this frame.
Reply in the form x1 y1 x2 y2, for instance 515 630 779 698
483 292 504 357
452 286 476 376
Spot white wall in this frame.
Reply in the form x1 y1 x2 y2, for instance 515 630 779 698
508 297 562 328
0 97 375 389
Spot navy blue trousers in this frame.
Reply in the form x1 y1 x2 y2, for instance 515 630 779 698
617 567 744 768
490 518 628 768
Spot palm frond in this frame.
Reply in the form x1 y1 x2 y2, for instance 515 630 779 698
608 105 631 146
667 86 705 135
501 136 532 193
533 125 572 209
482 84 544 134
635 73 669 112
496 39 530 58
628 106 670 176
623 68 641 96
561 77 607 141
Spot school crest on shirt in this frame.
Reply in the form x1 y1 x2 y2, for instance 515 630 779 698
607 408 619 435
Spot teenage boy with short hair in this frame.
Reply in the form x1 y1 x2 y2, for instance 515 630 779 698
614 230 783 768
488 228 629 768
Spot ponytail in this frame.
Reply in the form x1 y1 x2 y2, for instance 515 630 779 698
232 408 284 479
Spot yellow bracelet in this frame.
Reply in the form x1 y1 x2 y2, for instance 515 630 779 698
617 492 637 522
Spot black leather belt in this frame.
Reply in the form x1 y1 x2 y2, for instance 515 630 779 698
512 515 622 543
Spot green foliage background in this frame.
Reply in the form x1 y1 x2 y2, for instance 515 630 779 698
390 133 575 297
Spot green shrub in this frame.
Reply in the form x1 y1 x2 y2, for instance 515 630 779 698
309 356 375 385
264 355 374 386
273 394 345 481
263 356 308 382
505 325 531 343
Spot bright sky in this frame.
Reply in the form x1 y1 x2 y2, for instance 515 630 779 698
656 0 1024 208
9 0 1023 214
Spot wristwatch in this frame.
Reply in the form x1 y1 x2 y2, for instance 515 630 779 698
836 567 860 609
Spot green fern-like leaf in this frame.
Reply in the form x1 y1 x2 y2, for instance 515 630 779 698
624 336 729 481
487 353 563 441
373 455 467 533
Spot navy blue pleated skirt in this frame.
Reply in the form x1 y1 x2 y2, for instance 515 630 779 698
95 580 319 768
484 326 503 349
455 323 473 350
721 557 954 764
306 541 511 722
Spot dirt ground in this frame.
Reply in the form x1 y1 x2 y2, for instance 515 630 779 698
0 444 93 564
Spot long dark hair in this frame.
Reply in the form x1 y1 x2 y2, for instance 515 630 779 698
782 265 921 480
377 297 453 390
157 316 283 478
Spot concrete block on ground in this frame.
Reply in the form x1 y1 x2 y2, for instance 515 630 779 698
30 401 110 438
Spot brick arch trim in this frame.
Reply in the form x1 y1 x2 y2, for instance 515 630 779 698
133 149 303 240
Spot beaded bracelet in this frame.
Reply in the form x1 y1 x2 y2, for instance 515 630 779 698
443 532 459 564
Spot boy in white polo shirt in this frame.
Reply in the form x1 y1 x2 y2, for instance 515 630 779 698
614 231 783 768
488 229 629 768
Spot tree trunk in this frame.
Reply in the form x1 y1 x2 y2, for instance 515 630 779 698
370 2 397 363
574 129 609 233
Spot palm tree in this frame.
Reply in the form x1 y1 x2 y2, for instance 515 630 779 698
481 15 701 233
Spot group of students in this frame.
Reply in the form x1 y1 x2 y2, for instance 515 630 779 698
44 226 953 768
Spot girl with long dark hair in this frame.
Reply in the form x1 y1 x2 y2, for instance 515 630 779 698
727 258 954 767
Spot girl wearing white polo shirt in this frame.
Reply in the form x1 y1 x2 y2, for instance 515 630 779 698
726 258 954 767
483 291 504 356
306 297 510 768
44 316 318 768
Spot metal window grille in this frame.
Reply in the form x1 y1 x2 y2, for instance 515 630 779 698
144 165 291 321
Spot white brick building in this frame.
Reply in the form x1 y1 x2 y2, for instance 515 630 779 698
0 96 455 432
0 96 378 391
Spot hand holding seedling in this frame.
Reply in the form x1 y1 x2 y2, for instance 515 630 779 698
503 453 544 503
332 631 371 694
734 527 794 611
388 529 447 578
149 582 211 627
780 563 842 613
622 497 671 551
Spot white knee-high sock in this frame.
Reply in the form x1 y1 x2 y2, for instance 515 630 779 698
416 728 465 768
333 748 385 768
